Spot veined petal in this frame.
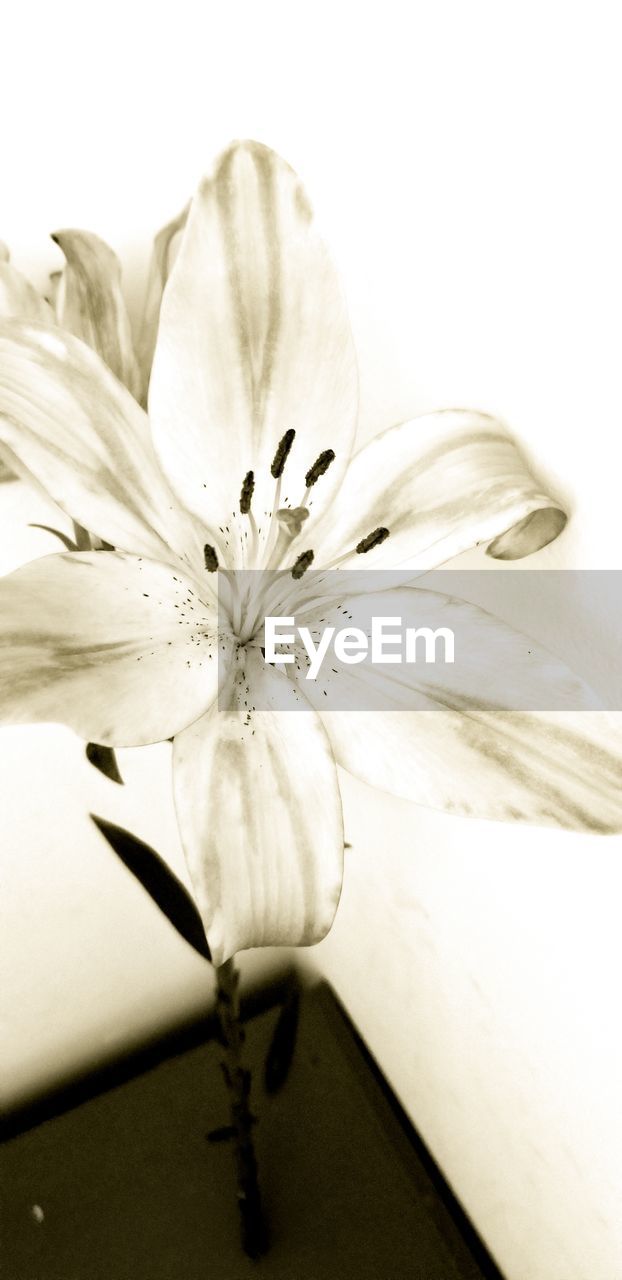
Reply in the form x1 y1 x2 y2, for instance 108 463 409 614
173 651 344 964
319 588 622 829
325 707 622 831
51 229 141 399
296 586 605 714
309 410 567 571
0 551 221 745
135 203 189 406
149 141 358 543
0 320 207 568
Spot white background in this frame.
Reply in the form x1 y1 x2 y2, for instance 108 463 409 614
2 4 622 1277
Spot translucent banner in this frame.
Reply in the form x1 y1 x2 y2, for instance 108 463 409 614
216 571 622 712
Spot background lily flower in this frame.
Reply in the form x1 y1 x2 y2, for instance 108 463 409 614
49 229 142 400
0 140 621 966
0 242 55 483
0 204 179 484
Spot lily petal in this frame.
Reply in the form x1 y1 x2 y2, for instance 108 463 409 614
0 551 221 745
0 260 55 324
0 320 207 568
149 141 358 542
318 590 622 830
309 410 567 571
51 229 141 399
0 259 55 482
325 706 622 832
173 651 344 964
135 204 189 405
297 586 605 714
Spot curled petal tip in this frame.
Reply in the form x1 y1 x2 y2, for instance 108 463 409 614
486 507 568 560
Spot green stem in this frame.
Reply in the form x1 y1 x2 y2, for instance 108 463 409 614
215 958 267 1259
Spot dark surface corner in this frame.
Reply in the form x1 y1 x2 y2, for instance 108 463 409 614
1 976 505 1280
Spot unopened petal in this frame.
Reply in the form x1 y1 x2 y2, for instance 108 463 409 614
135 204 189 405
51 229 141 399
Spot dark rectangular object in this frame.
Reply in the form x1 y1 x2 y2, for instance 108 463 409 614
1 982 504 1279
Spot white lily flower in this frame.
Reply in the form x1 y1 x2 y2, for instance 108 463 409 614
1 140 621 966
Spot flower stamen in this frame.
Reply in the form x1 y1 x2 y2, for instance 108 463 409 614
271 429 296 479
291 549 314 579
204 544 219 572
356 527 390 554
304 449 335 491
320 526 391 570
240 470 255 514
260 431 297 568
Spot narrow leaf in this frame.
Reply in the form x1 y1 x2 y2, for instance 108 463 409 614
85 742 124 784
28 523 79 552
91 815 211 961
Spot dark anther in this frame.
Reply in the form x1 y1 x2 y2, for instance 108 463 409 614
291 549 314 579
203 544 219 572
305 448 335 488
240 470 255 514
271 429 296 479
355 527 390 554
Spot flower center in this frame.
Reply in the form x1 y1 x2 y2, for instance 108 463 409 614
210 433 390 646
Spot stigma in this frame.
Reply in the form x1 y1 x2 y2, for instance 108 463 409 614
277 507 309 536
